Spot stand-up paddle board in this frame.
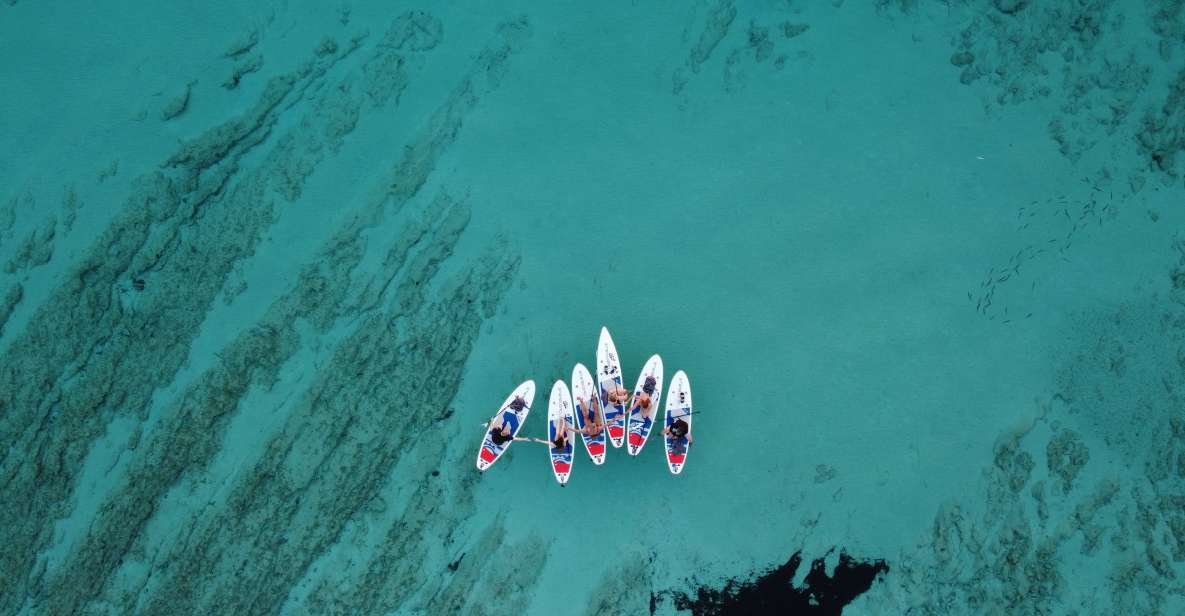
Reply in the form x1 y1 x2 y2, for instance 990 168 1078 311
626 354 663 456
548 380 576 485
476 380 535 471
597 327 627 448
663 370 692 474
571 363 606 465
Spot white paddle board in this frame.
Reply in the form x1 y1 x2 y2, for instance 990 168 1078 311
548 379 576 485
596 327 627 448
571 363 606 465
476 380 535 471
663 370 692 474
626 354 663 456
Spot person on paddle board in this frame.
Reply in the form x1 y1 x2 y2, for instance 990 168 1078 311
529 416 591 450
626 376 658 419
487 396 531 446
663 416 693 452
602 383 629 407
489 422 534 446
575 394 604 437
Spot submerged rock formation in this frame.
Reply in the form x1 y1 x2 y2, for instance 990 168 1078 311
663 549 889 615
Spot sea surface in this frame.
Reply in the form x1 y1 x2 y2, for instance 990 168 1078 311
3 1 1185 614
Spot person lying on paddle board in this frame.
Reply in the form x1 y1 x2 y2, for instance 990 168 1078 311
626 376 658 419
527 416 591 450
575 395 604 437
488 421 534 446
487 397 532 446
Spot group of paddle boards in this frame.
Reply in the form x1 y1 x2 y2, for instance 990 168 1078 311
476 327 694 485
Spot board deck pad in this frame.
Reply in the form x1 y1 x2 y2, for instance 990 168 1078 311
663 370 692 474
548 379 575 485
627 354 664 456
476 380 535 471
572 363 606 464
597 327 627 448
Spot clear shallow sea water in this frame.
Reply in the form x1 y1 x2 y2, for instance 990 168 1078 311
3 1 1185 614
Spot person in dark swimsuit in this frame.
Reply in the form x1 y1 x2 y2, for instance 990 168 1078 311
665 418 690 439
663 412 692 454
488 397 531 446
663 416 693 454
489 423 524 446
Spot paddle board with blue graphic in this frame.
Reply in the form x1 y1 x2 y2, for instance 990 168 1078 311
476 380 535 471
597 327 627 448
571 362 606 465
626 354 663 456
548 379 575 485
663 370 692 474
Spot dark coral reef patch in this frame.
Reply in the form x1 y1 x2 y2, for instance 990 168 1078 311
662 549 888 615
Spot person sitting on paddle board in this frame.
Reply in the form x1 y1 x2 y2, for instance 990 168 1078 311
575 395 604 437
602 384 629 407
663 417 693 452
626 377 658 419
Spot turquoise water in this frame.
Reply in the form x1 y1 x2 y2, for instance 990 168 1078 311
3 1 1185 614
